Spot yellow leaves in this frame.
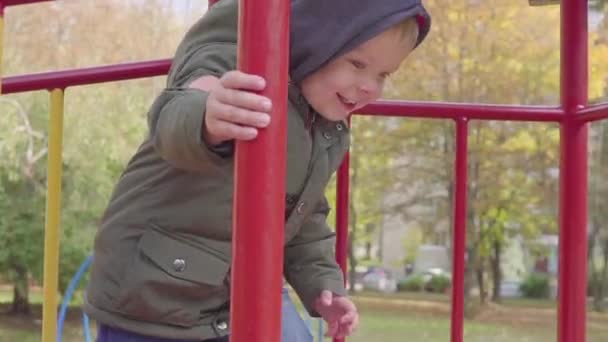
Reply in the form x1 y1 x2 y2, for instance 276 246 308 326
386 0 564 104
447 10 460 23
501 125 558 155
589 32 608 103
3 0 203 74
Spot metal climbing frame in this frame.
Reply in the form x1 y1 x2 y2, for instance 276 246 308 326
1 0 607 341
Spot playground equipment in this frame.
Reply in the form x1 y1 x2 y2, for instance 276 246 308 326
1 0 607 341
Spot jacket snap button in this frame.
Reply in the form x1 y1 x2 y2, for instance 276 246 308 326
336 123 343 131
216 320 228 331
323 132 332 139
172 258 186 272
296 201 306 214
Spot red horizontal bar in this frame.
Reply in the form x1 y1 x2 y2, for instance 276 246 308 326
1 0 52 8
359 100 564 122
1 59 171 94
575 102 608 123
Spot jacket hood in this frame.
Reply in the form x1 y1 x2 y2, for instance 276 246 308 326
289 0 431 83
194 0 431 84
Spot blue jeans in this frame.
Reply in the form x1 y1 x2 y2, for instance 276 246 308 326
281 288 314 342
97 289 313 342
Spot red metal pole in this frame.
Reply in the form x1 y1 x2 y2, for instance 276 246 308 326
334 118 351 342
335 149 350 278
577 102 608 123
1 59 171 94
450 118 468 342
335 118 351 275
2 0 52 6
361 101 564 122
230 1 289 342
558 0 588 341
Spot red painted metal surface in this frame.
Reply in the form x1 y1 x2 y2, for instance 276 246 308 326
450 118 468 342
334 117 351 342
230 0 289 342
3 0 51 5
558 1 588 341
1 59 171 94
2 0 52 7
361 100 564 122
577 102 608 123
1 0 52 13
335 154 350 275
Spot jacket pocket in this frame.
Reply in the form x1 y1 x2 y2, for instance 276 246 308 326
114 225 230 327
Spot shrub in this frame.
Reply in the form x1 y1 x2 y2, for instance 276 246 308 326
520 274 550 298
398 274 425 292
425 274 451 293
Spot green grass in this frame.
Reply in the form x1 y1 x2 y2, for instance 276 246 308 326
347 310 554 342
356 290 559 309
2 308 604 342
1 290 607 342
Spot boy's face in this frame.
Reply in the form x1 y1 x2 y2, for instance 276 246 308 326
300 27 415 122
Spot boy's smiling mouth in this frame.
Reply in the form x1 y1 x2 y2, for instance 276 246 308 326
337 94 356 112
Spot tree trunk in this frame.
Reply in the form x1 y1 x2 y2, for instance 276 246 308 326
476 263 487 305
365 242 372 260
491 241 503 303
348 234 357 294
593 239 608 312
10 263 31 315
590 217 605 312
464 245 479 318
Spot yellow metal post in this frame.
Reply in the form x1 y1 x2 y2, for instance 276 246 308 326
42 89 65 342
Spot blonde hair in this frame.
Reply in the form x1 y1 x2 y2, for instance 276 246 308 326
393 17 419 50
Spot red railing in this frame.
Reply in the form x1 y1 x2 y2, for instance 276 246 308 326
230 1 289 342
1 1 606 342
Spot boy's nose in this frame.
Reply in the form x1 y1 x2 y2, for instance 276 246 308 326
358 80 381 98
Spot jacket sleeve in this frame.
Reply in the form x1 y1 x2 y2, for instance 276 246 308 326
147 42 237 172
283 197 347 317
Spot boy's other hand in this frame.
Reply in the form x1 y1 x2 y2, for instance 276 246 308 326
313 290 359 339
189 71 272 146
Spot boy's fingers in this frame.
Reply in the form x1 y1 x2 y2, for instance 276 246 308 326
207 119 258 141
336 325 354 339
335 316 357 339
212 102 270 128
216 87 272 113
324 321 339 337
339 311 357 325
221 70 266 91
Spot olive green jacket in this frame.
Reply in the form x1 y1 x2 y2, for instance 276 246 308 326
84 1 349 340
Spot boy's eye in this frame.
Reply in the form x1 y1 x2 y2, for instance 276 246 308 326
350 59 366 69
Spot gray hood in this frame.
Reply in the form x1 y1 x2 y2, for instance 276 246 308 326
289 0 431 83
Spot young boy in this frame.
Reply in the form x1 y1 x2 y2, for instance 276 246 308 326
84 0 431 341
